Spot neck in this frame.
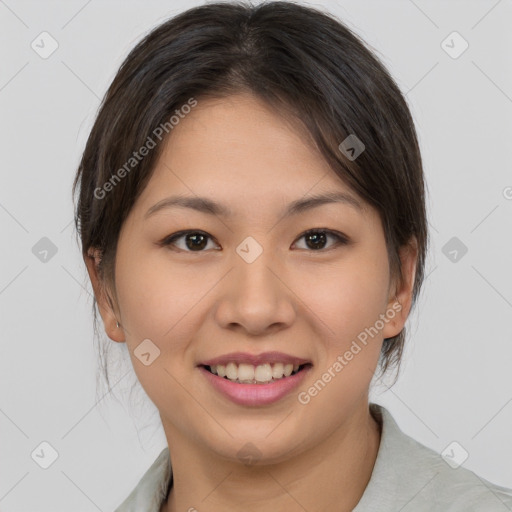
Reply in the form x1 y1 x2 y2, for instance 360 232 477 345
160 401 381 512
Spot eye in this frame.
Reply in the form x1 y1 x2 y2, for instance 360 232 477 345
293 229 349 251
160 230 220 252
160 229 349 253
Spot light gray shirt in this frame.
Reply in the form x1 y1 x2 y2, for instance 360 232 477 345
114 403 512 511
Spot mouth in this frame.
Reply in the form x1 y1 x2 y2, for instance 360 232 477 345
201 362 312 385
197 351 313 405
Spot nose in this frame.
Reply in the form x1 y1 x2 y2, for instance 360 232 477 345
213 247 297 336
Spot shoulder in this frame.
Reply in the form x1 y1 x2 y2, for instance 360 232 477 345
403 432 512 511
114 447 172 512
354 404 512 512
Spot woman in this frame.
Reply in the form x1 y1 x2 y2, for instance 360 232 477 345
72 2 512 511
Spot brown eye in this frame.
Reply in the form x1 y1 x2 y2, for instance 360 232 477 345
162 231 219 252
293 229 349 251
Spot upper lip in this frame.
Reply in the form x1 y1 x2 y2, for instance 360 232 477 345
200 351 311 367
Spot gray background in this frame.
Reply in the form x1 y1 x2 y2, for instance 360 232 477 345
1 0 511 510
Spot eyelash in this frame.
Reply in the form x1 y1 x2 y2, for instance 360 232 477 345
160 229 349 253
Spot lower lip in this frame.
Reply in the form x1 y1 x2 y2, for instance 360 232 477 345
199 365 312 406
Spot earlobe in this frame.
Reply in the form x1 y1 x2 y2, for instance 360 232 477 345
84 248 125 343
381 239 418 340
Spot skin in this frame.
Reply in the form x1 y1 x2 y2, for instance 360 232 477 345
86 93 417 512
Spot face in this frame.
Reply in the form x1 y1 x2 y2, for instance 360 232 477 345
87 93 416 463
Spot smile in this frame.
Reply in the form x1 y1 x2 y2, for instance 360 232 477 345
205 362 308 384
199 363 313 406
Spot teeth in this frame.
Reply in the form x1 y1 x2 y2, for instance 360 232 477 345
284 363 293 377
238 363 255 382
254 363 272 382
226 362 238 380
208 362 304 384
272 363 284 379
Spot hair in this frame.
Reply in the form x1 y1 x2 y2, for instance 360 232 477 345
72 0 429 399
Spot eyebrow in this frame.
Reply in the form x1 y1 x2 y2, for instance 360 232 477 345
144 191 364 220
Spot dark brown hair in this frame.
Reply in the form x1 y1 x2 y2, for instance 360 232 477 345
73 0 429 395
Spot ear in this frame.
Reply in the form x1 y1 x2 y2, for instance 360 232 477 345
84 248 125 343
381 238 418 340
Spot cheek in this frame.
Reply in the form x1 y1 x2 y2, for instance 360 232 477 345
114 253 201 409
295 256 388 424
298 250 390 351
115 244 205 339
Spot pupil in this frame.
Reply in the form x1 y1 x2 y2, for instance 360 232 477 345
186 233 207 250
306 232 326 250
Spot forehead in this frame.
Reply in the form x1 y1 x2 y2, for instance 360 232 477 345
134 93 371 221
164 93 327 176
